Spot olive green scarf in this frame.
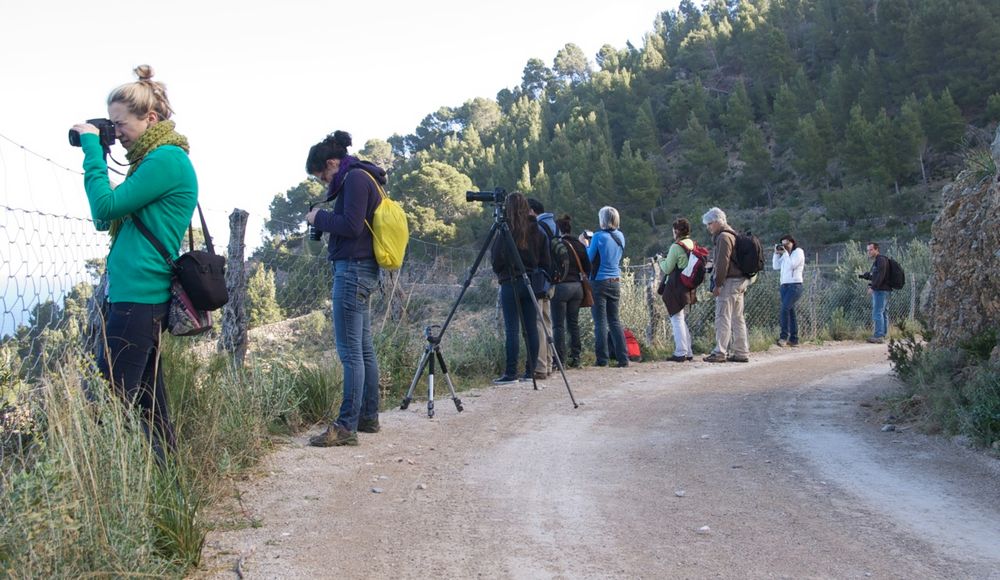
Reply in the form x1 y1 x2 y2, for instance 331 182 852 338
108 120 190 240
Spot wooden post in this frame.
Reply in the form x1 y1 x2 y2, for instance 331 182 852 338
219 209 249 365
646 259 664 347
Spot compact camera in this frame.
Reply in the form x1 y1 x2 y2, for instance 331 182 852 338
465 188 507 204
69 118 116 148
775 243 784 251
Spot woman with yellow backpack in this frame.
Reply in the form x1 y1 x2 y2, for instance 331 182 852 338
305 130 392 447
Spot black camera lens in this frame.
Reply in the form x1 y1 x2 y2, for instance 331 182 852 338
465 188 507 204
308 224 323 241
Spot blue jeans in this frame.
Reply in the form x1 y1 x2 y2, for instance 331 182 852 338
331 259 380 432
779 283 804 343
591 278 628 366
871 290 889 338
551 281 583 364
499 280 539 377
98 301 173 461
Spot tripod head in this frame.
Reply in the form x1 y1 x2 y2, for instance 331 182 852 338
423 324 442 345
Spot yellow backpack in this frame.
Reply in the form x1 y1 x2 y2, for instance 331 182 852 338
359 170 409 271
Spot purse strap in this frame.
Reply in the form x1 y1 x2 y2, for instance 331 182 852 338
132 203 215 271
565 239 587 281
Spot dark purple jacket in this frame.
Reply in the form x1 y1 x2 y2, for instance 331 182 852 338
312 159 386 262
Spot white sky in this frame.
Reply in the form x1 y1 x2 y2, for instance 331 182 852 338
0 0 676 252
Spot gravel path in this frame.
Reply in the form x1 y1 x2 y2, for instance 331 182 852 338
195 342 1000 579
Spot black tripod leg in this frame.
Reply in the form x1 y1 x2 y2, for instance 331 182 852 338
434 349 463 412
401 345 432 410
426 351 436 418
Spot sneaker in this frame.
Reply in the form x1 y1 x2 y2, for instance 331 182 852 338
567 358 581 368
776 339 789 347
357 417 380 433
788 341 799 347
493 375 519 385
595 361 609 367
309 424 358 447
729 355 750 363
686 356 694 361
703 353 727 363
668 355 687 363
615 361 630 368
533 371 548 380
866 336 885 344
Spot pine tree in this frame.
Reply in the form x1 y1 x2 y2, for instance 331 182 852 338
678 113 727 191
793 115 828 186
721 81 753 139
246 265 283 329
738 124 774 206
842 104 875 184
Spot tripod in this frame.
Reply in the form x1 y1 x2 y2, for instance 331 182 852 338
400 324 463 418
400 192 578 417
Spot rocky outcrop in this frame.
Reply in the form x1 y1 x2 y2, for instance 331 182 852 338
927 127 1000 359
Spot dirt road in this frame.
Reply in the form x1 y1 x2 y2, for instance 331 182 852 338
196 343 1000 579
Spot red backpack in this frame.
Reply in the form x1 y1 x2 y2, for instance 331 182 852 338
623 328 641 361
678 241 709 289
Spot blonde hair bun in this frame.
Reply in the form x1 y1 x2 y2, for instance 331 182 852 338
133 65 155 81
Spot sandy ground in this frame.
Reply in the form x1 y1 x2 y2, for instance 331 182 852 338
194 342 1000 579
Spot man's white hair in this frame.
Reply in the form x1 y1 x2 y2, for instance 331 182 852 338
702 207 727 226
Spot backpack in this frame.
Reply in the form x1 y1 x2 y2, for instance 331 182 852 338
359 171 409 271
886 256 905 290
537 219 560 283
608 328 642 362
732 230 764 278
677 240 709 289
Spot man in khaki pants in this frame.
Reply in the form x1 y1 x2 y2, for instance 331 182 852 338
702 207 750 363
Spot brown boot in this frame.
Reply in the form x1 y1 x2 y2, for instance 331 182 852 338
309 423 358 447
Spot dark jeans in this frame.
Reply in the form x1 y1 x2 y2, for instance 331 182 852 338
97 301 173 461
551 282 583 364
332 259 381 432
779 283 804 343
591 278 628 366
499 280 539 377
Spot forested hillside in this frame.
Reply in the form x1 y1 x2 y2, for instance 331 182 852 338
265 0 1000 257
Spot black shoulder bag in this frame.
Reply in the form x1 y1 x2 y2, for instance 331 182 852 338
133 205 228 336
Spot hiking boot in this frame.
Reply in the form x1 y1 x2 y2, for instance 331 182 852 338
357 417 380 433
309 424 358 447
567 358 581 369
532 371 548 380
686 356 694 361
728 355 750 363
493 375 519 385
866 336 885 344
668 355 688 363
703 353 727 363
788 341 799 347
776 339 789 347
615 361 630 368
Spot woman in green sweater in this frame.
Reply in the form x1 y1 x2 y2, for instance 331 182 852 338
658 218 697 363
71 65 197 460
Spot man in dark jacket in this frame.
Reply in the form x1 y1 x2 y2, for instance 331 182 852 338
862 242 891 343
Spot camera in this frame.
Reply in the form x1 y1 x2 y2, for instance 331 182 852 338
465 188 507 204
584 230 593 240
308 202 323 241
858 272 872 280
69 118 116 148
775 243 784 251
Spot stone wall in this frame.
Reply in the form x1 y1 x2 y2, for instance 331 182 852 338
927 127 1000 359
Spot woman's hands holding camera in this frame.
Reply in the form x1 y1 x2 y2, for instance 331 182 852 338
71 122 99 136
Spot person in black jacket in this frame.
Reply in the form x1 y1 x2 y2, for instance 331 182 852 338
861 242 891 343
550 214 591 368
491 193 550 384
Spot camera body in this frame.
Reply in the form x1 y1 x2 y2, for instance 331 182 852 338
584 230 594 240
308 202 324 241
69 118 116 148
775 243 784 252
858 271 872 280
465 188 507 204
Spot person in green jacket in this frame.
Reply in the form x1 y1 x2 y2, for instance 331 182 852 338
658 218 696 362
71 65 197 461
